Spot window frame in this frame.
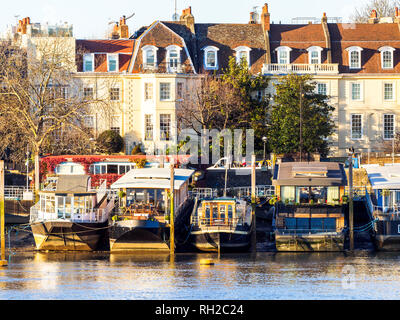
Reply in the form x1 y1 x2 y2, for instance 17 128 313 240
346 46 363 69
383 82 395 102
350 113 363 140
144 114 154 141
379 46 395 70
275 46 292 65
144 82 154 101
383 114 396 140
166 45 182 73
160 113 172 141
141 45 158 69
234 46 252 66
307 46 323 65
107 53 119 72
83 53 94 72
160 82 171 101
110 87 120 101
110 115 121 135
202 46 219 70
350 82 363 102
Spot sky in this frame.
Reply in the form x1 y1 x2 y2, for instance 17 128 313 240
0 0 369 39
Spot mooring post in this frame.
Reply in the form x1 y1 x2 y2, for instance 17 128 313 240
349 149 354 252
170 163 175 255
251 154 257 253
0 161 8 266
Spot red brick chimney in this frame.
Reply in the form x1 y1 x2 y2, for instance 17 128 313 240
17 17 30 34
180 6 195 33
261 3 270 32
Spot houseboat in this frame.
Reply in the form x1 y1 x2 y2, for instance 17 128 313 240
272 161 348 252
40 154 191 188
364 164 400 251
189 198 253 252
29 175 115 251
109 168 194 251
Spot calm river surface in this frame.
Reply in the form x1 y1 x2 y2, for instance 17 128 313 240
0 251 399 300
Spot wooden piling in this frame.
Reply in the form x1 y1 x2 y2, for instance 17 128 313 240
0 161 8 266
170 163 175 255
251 154 257 253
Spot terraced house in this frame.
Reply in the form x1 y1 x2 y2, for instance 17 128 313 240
5 3 400 156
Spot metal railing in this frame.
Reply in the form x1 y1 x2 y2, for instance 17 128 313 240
4 186 33 200
229 185 275 198
191 216 243 229
30 197 114 224
372 204 400 217
275 228 345 236
262 63 339 75
189 188 218 199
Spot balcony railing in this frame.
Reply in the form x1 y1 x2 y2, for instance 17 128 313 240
262 63 339 75
140 62 190 74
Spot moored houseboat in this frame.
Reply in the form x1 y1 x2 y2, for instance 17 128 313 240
189 198 253 252
29 175 115 251
109 168 194 251
272 161 348 252
364 164 400 251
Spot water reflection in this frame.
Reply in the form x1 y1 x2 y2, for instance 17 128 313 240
0 252 399 299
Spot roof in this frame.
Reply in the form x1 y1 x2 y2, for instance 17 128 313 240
55 175 91 193
272 161 347 187
364 164 400 189
110 168 195 190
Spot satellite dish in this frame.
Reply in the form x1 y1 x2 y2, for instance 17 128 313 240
172 13 180 21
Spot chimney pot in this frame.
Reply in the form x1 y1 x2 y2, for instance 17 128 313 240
261 3 271 32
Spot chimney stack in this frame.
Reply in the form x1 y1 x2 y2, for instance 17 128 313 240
110 16 129 39
249 12 256 24
368 9 378 24
180 6 195 33
17 17 30 34
261 3 270 32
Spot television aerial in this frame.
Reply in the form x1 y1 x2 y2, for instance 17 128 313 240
108 12 135 26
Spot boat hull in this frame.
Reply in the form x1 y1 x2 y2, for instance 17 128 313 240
31 220 108 251
109 220 170 251
374 220 400 251
275 234 345 252
190 230 251 252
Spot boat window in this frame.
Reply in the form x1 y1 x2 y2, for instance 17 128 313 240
212 204 218 220
310 187 327 204
296 218 309 230
57 196 65 218
220 205 226 220
281 186 295 203
227 205 233 219
107 165 118 174
205 205 211 220
65 196 72 217
45 195 55 214
296 187 310 204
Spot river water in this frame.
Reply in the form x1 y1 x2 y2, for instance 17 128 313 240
0 251 399 300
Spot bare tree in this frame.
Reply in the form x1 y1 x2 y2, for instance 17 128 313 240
176 75 242 135
351 0 400 22
0 37 108 193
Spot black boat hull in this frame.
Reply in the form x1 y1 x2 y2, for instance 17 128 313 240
374 220 400 251
109 220 170 251
190 230 251 252
31 220 108 251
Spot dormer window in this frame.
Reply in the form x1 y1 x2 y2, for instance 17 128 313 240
107 54 118 72
166 45 182 73
234 46 251 66
346 46 363 69
202 46 219 70
275 46 292 65
307 46 323 64
142 45 158 69
379 46 395 69
83 53 94 72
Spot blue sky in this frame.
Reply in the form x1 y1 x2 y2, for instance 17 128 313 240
0 0 368 39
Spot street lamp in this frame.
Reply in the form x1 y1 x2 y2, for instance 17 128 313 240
262 136 268 161
348 146 355 251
